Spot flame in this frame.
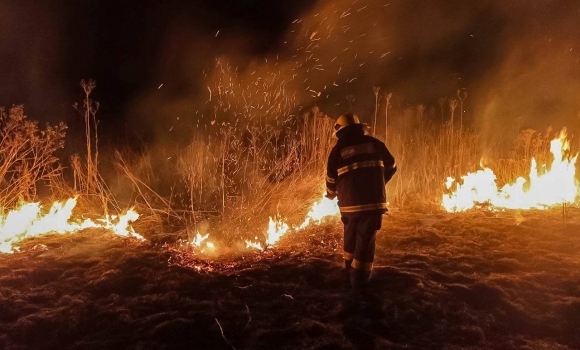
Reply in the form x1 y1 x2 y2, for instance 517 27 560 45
245 239 264 251
99 209 143 240
190 231 214 251
298 195 340 229
246 193 340 251
266 215 290 246
443 129 579 212
0 197 142 254
192 232 209 247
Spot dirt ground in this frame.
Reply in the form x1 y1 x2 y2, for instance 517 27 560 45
1 207 579 350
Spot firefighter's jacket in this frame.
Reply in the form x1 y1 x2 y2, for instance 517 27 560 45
326 124 397 215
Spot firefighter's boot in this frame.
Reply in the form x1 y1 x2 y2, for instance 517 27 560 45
350 268 371 291
344 259 353 269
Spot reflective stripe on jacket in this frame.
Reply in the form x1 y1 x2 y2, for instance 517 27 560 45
326 124 397 215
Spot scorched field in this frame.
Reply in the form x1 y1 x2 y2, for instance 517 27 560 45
1 207 579 350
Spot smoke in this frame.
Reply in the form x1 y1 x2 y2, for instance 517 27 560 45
129 0 580 149
281 0 580 146
127 0 479 141
2 0 579 148
124 1 319 143
473 1 580 147
279 0 580 139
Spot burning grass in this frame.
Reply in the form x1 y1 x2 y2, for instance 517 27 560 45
1 208 579 349
443 128 579 211
0 11 579 345
43 100 578 263
0 81 577 268
2 91 579 262
7 71 564 262
1 93 580 349
0 197 142 254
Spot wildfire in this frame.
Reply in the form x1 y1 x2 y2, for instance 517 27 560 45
0 197 142 254
266 215 290 246
245 239 264 251
192 232 210 247
191 231 215 251
297 195 340 229
443 129 579 212
246 194 340 251
173 192 339 255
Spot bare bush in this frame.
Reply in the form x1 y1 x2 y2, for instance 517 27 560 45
0 105 66 208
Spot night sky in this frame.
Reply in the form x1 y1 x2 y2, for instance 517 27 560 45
1 0 579 144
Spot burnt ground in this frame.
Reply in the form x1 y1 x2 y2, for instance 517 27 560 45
1 208 579 350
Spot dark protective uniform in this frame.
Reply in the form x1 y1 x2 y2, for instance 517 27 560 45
325 124 397 287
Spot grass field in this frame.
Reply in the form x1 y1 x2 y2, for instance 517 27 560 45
1 207 579 350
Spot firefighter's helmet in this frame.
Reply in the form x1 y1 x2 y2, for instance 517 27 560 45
334 113 361 133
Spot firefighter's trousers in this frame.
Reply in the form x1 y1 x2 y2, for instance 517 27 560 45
341 213 382 272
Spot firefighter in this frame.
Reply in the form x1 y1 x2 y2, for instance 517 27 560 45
325 112 397 290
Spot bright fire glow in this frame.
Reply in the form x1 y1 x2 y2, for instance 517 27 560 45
266 215 289 246
245 239 264 251
298 195 340 229
192 232 209 247
443 129 579 212
0 197 142 254
246 194 340 251
191 231 214 251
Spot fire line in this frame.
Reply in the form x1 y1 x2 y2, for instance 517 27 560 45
0 197 142 254
442 129 579 212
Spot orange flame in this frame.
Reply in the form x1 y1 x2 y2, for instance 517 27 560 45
0 197 142 254
298 195 340 229
266 215 290 246
246 193 340 251
443 129 579 212
245 239 264 251
191 231 214 251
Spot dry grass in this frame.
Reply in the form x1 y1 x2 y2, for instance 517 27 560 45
384 105 572 208
117 59 577 241
112 94 578 246
114 107 335 244
1 80 577 249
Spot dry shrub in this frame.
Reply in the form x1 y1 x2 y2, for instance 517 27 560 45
0 105 66 208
